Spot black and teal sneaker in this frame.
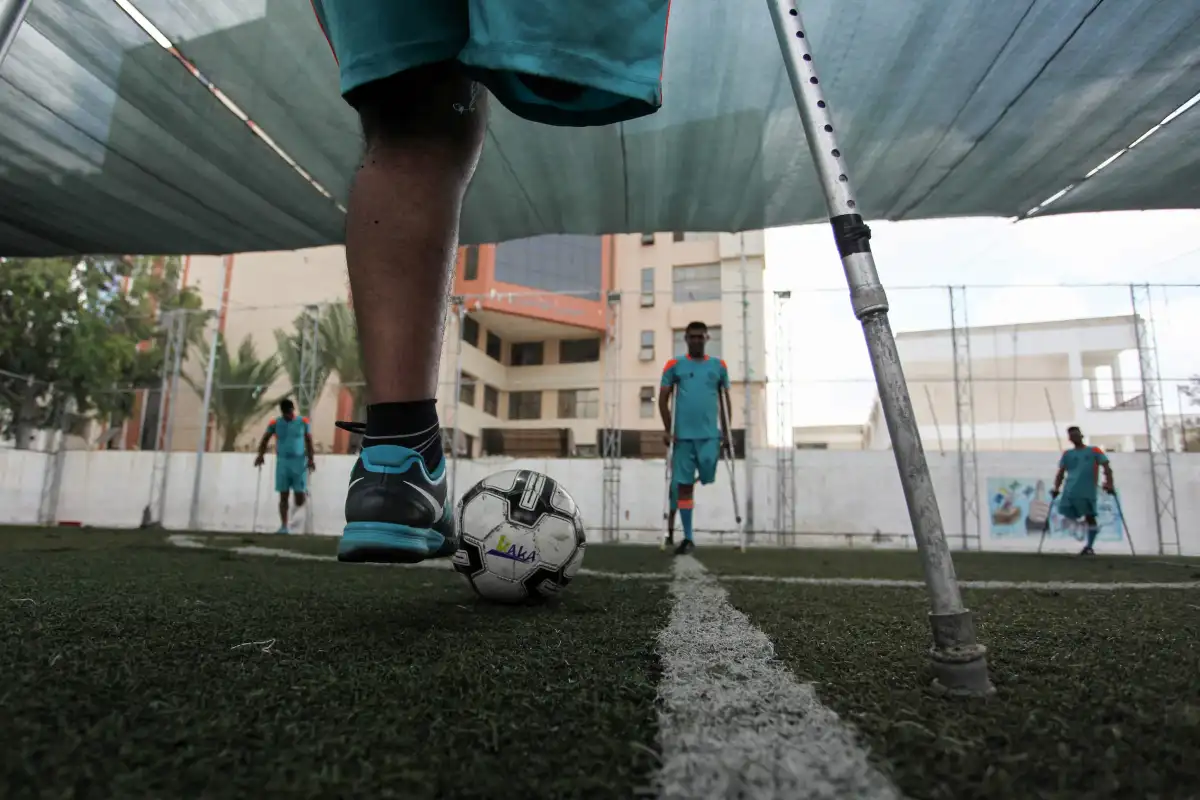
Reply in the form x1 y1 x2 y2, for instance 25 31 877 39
335 421 458 564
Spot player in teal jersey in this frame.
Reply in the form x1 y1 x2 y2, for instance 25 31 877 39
255 399 316 534
1051 426 1115 556
306 0 673 564
659 321 731 555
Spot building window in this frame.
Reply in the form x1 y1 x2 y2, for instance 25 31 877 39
639 330 655 361
575 443 598 458
795 443 829 450
639 386 656 419
640 267 654 307
511 341 545 366
484 384 499 416
509 390 542 420
672 231 685 242
640 233 655 245
492 235 602 299
461 315 480 347
558 388 599 419
459 373 476 407
672 326 722 359
463 246 479 280
560 338 600 364
486 331 502 361
672 263 721 302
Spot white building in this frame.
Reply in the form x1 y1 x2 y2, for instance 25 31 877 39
796 315 1154 453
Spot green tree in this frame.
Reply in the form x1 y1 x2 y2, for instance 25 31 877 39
186 335 282 452
272 311 329 414
0 255 205 449
271 303 364 418
319 302 366 418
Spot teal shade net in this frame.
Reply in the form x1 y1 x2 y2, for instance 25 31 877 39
2 0 1199 256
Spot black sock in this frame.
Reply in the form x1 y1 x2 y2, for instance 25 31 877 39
364 400 443 473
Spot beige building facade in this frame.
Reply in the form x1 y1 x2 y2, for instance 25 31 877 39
142 231 768 459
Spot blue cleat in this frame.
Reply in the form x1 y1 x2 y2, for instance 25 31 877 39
334 421 458 564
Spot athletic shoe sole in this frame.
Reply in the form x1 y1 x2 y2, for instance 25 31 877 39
338 522 447 564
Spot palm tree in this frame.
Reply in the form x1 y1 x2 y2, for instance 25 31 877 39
273 311 330 416
319 302 366 418
186 334 283 451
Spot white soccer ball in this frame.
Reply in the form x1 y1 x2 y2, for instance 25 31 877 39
451 469 587 603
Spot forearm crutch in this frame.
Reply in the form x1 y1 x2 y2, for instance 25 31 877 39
1036 493 1057 554
661 385 677 550
1110 490 1136 556
719 390 744 550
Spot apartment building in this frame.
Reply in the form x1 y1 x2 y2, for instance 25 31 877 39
138 231 768 457
443 230 768 458
793 315 1150 452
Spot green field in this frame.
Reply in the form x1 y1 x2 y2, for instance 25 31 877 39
2 527 1198 799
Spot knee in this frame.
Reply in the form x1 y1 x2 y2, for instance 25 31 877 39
678 484 695 499
349 63 486 170
294 494 306 507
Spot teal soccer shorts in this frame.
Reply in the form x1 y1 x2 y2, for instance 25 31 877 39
276 457 309 495
310 0 671 126
672 438 720 488
1056 494 1097 520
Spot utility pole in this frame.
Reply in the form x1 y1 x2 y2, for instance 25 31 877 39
739 233 756 537
188 319 220 530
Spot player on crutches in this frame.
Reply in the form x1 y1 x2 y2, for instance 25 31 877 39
659 321 732 556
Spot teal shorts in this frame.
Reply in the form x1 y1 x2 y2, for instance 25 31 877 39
1056 494 1097 521
309 0 671 126
276 458 309 495
672 438 720 488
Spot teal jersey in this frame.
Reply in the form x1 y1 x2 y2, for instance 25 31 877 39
1058 446 1108 498
268 415 311 460
661 355 730 440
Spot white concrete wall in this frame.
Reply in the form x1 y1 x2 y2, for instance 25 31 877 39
4 449 1198 557
0 449 48 524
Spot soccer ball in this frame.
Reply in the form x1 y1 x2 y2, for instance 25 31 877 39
452 469 587 603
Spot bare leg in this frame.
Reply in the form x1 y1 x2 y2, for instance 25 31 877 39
677 484 695 550
278 493 289 528
337 65 488 564
346 64 487 405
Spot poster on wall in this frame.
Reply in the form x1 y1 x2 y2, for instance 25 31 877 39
986 477 1125 543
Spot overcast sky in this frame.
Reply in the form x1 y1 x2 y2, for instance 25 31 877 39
763 210 1200 433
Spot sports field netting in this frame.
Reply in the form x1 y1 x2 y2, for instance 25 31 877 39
2 0 1200 256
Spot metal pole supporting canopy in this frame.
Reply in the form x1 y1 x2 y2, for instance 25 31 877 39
0 0 33 72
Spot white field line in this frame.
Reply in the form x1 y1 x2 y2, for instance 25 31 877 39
165 536 1200 590
652 555 900 800
164 535 667 579
721 575 1200 591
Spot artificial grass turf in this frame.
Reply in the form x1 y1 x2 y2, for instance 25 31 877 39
697 546 1200 583
727 582 1200 800
0 542 668 799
